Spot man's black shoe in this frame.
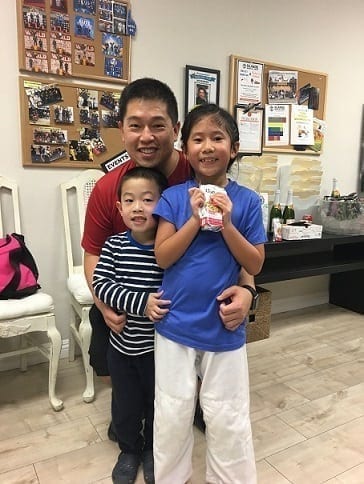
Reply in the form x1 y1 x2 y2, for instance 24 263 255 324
142 449 155 484
108 421 118 442
112 453 140 484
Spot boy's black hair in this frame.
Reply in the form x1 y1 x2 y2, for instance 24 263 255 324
181 103 240 170
117 166 169 199
118 78 179 125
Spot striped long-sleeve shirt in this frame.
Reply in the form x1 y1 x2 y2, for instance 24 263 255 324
92 231 163 356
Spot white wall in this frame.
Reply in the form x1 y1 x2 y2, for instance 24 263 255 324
1 0 364 341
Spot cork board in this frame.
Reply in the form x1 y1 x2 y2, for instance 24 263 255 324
16 0 131 84
19 76 125 168
229 55 328 155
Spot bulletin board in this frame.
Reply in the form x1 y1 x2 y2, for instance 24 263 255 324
16 0 132 84
19 76 125 168
229 55 328 155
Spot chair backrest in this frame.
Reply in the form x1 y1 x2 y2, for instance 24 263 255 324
0 175 21 237
61 169 104 277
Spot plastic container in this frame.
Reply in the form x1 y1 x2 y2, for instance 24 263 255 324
319 199 364 235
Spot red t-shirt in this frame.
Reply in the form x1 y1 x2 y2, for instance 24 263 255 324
81 150 191 255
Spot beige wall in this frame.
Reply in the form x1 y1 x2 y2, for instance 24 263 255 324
1 0 364 342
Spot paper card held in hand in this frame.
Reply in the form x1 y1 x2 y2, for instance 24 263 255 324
199 184 226 232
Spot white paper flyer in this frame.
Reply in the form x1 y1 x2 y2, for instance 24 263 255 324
237 60 263 104
290 105 314 145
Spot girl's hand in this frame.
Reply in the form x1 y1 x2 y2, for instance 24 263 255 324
145 291 171 322
188 187 205 219
211 192 233 226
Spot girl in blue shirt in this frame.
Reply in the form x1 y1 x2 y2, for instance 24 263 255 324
153 104 266 484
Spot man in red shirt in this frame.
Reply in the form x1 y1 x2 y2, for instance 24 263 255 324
82 77 256 481
82 79 191 378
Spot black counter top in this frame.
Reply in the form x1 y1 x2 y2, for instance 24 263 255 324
256 233 364 284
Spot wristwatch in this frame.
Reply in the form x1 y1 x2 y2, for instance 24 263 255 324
242 285 259 311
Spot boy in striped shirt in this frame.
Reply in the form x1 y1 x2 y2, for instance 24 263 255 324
93 167 170 484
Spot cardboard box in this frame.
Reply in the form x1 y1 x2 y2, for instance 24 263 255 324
282 223 322 240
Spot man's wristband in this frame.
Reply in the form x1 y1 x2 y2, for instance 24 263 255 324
242 285 259 311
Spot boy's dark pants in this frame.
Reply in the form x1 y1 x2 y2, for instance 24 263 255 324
107 344 155 454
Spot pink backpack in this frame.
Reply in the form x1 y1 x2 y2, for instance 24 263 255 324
0 233 40 299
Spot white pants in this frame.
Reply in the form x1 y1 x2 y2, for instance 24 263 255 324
154 333 257 484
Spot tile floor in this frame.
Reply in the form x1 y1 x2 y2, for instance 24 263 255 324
0 304 363 483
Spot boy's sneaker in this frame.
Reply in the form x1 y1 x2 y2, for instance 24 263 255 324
112 453 140 484
142 450 155 484
107 421 118 442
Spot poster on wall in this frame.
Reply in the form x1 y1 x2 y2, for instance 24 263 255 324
290 105 314 145
237 60 263 105
235 105 264 155
264 104 290 147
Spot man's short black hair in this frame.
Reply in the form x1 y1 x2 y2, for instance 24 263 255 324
118 78 179 125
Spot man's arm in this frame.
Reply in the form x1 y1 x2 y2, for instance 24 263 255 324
84 251 99 295
92 242 170 318
84 251 126 333
216 268 256 331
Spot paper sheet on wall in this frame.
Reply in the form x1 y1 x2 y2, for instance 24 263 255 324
265 104 290 146
310 117 326 152
237 60 263 104
236 108 263 153
290 105 314 145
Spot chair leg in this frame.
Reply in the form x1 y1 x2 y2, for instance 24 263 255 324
47 315 64 411
20 335 28 371
68 309 77 362
79 307 95 403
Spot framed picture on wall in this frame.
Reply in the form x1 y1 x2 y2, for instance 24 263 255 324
184 65 220 117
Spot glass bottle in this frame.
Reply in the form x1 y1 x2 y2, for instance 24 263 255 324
331 178 340 198
283 189 295 224
269 189 282 233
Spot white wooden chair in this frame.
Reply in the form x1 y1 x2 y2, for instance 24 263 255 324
0 175 63 411
61 169 104 403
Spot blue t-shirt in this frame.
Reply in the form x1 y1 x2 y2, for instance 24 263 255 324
154 179 267 352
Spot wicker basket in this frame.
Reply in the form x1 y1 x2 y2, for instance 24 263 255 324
246 286 271 343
